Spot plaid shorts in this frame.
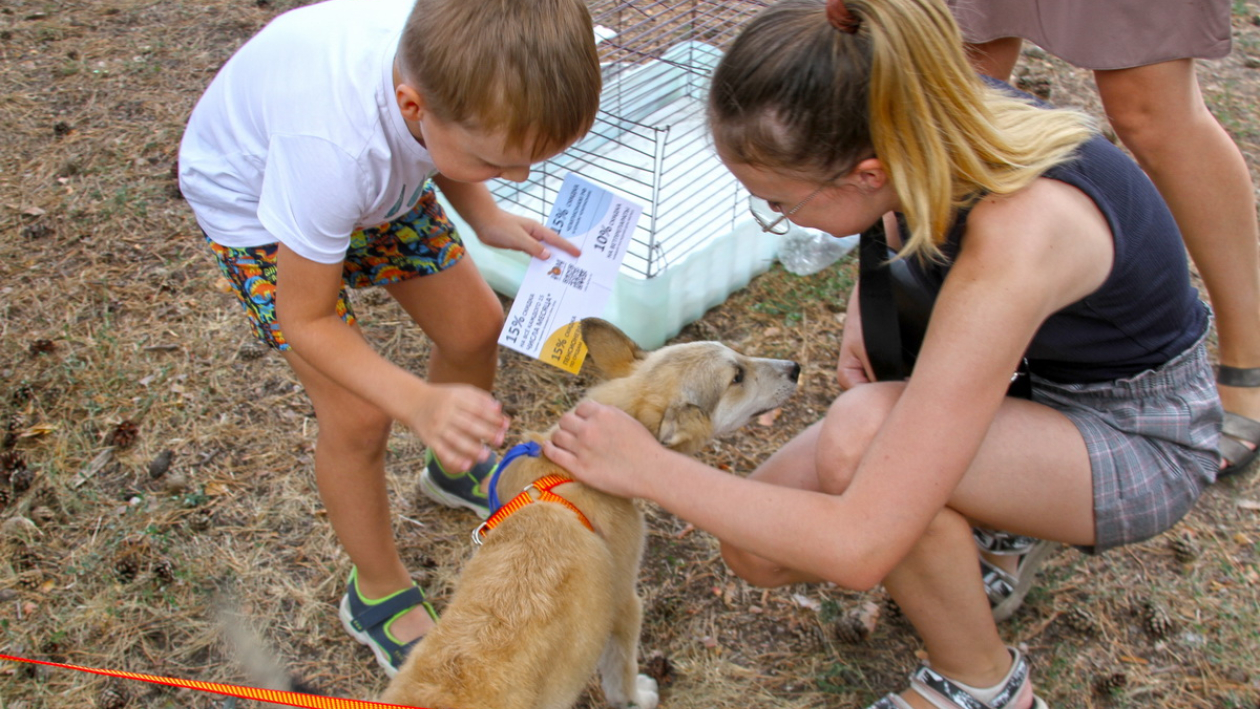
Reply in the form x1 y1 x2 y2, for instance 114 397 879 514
207 183 465 350
1032 330 1221 553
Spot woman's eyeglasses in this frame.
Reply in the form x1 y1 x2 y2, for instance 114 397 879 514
748 185 826 235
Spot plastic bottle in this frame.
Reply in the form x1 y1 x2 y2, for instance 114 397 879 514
776 228 859 276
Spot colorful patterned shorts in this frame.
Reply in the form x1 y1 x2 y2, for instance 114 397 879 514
207 182 465 350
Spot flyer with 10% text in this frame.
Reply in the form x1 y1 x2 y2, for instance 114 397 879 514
498 173 642 374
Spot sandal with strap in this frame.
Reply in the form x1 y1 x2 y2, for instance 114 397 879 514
1217 365 1260 479
867 647 1047 709
338 567 438 677
973 528 1060 622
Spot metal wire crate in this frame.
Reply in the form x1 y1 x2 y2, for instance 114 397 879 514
491 0 771 279
444 0 782 347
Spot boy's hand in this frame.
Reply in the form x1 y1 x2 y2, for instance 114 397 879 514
406 383 510 473
433 177 580 261
474 210 581 261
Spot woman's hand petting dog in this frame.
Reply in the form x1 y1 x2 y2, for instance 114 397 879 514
545 400 674 500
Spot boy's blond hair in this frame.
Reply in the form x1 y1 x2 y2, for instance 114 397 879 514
709 0 1096 262
398 0 602 158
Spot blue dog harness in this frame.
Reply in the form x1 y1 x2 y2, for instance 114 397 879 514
486 441 543 514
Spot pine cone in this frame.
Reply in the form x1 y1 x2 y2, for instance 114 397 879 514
13 543 41 571
28 339 56 356
1093 672 1128 695
97 683 129 709
9 385 33 406
187 506 215 531
151 557 176 583
0 487 10 510
10 466 33 495
114 555 141 583
832 602 880 644
1141 600 1174 638
16 570 43 590
1169 532 1200 564
40 638 67 663
1062 606 1099 635
238 340 268 360
643 653 676 687
833 615 870 644
0 450 24 473
107 420 139 449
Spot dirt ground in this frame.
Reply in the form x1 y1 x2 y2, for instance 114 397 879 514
1 1 1259 708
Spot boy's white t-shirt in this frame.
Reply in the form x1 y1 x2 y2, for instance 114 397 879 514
179 0 437 264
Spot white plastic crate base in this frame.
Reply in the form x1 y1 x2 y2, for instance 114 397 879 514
438 195 780 350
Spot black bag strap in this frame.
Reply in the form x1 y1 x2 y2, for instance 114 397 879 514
858 217 907 382
858 215 1033 398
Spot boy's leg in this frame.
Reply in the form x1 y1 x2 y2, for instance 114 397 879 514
282 344 436 645
384 257 503 392
1095 60 1260 465
385 258 505 515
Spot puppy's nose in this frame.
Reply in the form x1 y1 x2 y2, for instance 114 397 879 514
789 362 801 382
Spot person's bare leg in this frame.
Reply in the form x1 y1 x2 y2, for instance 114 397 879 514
963 36 1023 82
284 346 435 644
721 382 1095 705
1096 61 1260 438
881 509 1016 708
385 257 504 393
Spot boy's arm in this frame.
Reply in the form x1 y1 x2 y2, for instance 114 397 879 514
273 243 507 470
433 175 581 259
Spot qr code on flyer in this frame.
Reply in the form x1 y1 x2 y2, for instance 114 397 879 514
555 263 589 290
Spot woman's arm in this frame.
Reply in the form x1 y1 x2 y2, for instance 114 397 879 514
548 178 1114 588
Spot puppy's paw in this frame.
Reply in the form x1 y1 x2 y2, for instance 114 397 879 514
629 674 659 709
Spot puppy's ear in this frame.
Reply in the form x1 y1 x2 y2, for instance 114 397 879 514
580 318 644 380
657 402 714 455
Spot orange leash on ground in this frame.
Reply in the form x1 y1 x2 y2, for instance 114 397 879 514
0 653 426 709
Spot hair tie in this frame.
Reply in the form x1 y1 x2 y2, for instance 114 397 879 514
826 0 860 33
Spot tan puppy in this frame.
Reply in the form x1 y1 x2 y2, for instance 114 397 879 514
381 318 800 709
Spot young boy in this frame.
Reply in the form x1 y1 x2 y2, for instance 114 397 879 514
178 0 601 676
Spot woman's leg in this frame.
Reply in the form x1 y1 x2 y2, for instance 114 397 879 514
283 345 436 644
725 383 1096 705
1095 60 1260 436
962 37 1024 82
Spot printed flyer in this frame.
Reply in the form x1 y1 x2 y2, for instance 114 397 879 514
498 174 642 373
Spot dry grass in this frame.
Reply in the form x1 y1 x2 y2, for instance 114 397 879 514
1 1 1259 708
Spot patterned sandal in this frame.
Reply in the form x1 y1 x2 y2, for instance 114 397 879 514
338 567 438 677
867 647 1047 709
973 528 1059 622
1217 365 1260 479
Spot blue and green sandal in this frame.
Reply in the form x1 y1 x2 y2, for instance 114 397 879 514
418 449 497 519
338 567 438 677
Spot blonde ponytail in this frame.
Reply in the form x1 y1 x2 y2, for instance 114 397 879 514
710 0 1095 261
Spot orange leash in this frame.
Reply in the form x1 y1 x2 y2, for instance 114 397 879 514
473 473 594 545
0 653 424 708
